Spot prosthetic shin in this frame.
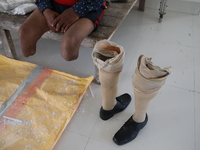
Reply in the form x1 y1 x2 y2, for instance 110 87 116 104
92 40 124 110
132 55 172 122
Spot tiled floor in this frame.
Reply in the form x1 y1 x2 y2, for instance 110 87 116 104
0 4 200 150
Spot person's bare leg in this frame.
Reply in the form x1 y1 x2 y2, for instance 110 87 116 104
18 8 50 57
61 18 94 61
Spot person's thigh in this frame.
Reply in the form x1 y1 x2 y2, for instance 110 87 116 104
19 8 50 56
20 8 50 40
61 18 94 61
63 18 94 42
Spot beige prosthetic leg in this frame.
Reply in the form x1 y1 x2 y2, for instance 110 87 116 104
132 55 172 123
113 55 172 145
92 40 124 110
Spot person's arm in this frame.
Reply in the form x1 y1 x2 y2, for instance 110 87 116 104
35 0 53 13
35 0 59 32
72 0 106 17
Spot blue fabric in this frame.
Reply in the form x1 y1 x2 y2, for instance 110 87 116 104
36 0 106 17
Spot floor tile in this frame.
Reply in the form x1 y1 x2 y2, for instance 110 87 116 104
112 8 159 41
154 11 194 47
149 40 194 91
194 47 200 92
195 93 200 150
53 130 89 150
193 15 200 49
66 83 101 137
85 138 123 150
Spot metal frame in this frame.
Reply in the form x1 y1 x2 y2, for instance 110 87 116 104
159 0 168 23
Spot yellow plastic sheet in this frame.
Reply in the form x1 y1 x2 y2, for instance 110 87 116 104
0 55 93 150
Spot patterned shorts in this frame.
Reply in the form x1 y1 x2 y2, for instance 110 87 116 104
52 1 108 31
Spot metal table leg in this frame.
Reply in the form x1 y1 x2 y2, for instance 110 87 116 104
159 0 168 23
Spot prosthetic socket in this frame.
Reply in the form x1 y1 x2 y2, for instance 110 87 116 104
92 40 125 110
132 55 172 122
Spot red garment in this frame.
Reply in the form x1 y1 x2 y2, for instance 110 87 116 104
54 0 79 5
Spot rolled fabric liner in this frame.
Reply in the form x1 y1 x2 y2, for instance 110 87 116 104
92 40 125 73
132 55 172 122
133 55 172 93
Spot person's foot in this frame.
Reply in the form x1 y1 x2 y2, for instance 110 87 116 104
113 114 148 145
100 93 131 120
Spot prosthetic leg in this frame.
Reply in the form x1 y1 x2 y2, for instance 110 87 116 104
159 0 168 23
92 40 131 120
113 55 172 145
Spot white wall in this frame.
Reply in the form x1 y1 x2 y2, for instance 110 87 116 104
144 0 200 14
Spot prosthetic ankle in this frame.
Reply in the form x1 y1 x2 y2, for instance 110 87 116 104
92 40 124 110
132 55 172 122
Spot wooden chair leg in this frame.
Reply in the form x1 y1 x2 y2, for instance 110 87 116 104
0 28 17 59
94 65 100 84
138 0 145 12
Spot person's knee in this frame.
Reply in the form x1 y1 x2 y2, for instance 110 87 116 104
18 25 36 57
18 24 28 39
61 37 80 61
61 50 79 61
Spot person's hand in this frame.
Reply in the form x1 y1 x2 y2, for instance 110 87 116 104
43 8 59 32
52 8 79 33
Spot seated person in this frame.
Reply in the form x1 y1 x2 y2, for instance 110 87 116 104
18 0 107 61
